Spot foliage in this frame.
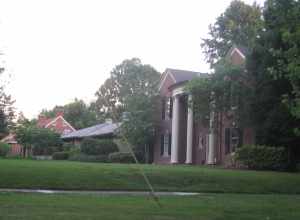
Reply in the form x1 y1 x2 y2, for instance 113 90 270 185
41 99 101 129
52 151 70 160
94 58 160 119
62 142 77 152
68 154 109 163
108 152 135 163
201 0 263 66
80 138 118 155
94 58 160 161
235 145 288 170
186 60 254 128
262 0 300 119
0 67 16 138
246 0 300 154
16 125 62 156
0 141 10 157
120 94 158 154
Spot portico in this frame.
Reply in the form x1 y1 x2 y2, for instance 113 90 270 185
154 68 217 165
170 86 195 164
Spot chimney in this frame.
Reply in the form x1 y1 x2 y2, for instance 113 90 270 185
105 118 113 124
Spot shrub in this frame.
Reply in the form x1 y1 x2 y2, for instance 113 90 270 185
68 153 108 163
52 151 69 160
108 152 135 163
80 138 118 155
33 146 59 156
0 142 10 157
235 145 288 170
62 142 77 152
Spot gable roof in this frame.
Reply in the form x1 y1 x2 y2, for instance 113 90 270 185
44 115 76 132
1 133 18 144
61 122 120 139
37 113 76 134
159 68 209 91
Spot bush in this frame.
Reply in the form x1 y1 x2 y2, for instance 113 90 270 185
52 151 69 160
33 146 59 156
235 145 288 170
108 152 135 163
62 142 77 152
68 153 108 163
0 142 10 157
80 138 118 155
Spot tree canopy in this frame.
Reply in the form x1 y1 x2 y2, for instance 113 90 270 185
201 0 263 66
94 58 160 161
0 62 16 138
40 99 100 129
94 58 160 120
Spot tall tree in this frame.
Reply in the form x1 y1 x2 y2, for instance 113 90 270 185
201 0 263 66
95 58 160 162
247 0 300 167
94 58 160 119
0 63 16 137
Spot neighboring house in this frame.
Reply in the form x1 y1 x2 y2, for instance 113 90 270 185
1 133 22 156
61 120 120 145
36 111 76 135
153 46 255 165
2 112 75 156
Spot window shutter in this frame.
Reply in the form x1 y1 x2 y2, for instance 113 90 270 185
161 99 165 120
225 128 230 154
168 133 172 155
160 134 164 156
169 97 173 118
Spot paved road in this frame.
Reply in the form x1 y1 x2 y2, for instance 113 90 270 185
0 188 200 196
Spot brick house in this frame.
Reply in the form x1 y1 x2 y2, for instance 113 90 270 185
2 112 75 156
153 46 255 165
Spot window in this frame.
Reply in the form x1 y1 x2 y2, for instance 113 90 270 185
162 97 173 120
160 132 171 157
167 97 173 119
225 128 243 154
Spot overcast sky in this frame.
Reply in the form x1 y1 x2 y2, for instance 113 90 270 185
0 0 265 119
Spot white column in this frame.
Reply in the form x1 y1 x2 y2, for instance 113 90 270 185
171 95 180 164
207 107 215 165
185 94 193 164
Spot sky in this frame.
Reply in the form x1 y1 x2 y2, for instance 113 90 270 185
0 0 265 119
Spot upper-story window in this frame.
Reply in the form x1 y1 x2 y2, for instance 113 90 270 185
161 97 173 120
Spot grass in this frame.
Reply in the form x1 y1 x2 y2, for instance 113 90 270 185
0 192 300 220
0 159 300 193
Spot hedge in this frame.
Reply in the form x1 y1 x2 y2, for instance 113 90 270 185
235 145 288 170
52 152 69 160
0 142 10 157
80 138 118 155
108 152 135 163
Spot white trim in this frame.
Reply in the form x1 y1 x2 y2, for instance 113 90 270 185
158 70 176 91
45 116 76 132
230 48 246 60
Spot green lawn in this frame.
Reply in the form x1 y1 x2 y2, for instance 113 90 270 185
0 159 300 193
0 193 299 220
